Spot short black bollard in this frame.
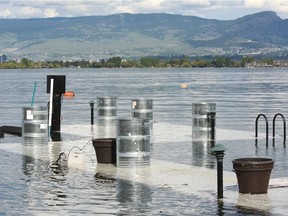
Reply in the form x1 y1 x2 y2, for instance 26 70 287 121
207 111 216 140
90 100 95 125
210 144 227 199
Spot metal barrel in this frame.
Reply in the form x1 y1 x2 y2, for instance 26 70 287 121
96 96 117 138
116 118 150 167
97 96 117 119
192 103 216 141
96 118 117 138
131 99 153 130
22 106 48 146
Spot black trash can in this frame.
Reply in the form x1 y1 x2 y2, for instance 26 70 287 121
232 158 274 194
92 138 116 164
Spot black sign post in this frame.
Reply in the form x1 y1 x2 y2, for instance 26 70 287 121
47 75 66 141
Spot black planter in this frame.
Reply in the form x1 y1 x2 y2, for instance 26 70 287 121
92 138 116 164
232 158 274 194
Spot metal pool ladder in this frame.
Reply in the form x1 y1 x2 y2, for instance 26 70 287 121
255 113 286 148
272 113 286 147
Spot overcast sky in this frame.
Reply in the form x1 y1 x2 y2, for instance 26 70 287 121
0 0 287 20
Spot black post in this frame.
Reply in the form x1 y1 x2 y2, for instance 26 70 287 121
51 94 62 141
216 151 224 199
207 112 216 140
210 144 226 199
90 100 95 125
47 75 66 142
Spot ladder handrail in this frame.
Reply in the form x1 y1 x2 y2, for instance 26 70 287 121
272 113 286 147
255 114 269 146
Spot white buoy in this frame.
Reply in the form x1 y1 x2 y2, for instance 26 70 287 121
180 83 188 89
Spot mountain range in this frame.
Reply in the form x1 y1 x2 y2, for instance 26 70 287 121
0 11 287 61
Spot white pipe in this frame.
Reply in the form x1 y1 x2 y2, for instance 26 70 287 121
48 78 54 137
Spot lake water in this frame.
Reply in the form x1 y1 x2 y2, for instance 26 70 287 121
1 67 288 215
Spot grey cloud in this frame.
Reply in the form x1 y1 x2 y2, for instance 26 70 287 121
0 0 287 20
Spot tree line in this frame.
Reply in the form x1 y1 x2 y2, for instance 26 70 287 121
0 56 281 69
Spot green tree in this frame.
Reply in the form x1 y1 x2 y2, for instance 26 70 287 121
21 58 29 68
140 57 160 67
241 56 254 67
224 58 233 67
92 61 103 68
260 58 274 66
213 57 224 67
191 60 211 68
110 56 122 67
120 60 136 68
181 61 191 68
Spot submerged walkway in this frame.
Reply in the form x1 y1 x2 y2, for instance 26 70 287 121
0 122 287 215
0 125 22 136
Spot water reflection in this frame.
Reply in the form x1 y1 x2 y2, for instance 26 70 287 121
22 145 50 176
236 194 272 215
49 142 70 180
217 200 225 216
191 139 215 168
94 164 152 215
116 178 152 215
50 142 63 163
21 143 68 208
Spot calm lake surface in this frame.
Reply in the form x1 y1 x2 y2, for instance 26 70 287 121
1 67 288 215
2 67 288 129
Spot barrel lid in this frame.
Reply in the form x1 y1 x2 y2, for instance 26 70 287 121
97 96 118 99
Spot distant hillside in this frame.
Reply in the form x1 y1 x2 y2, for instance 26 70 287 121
0 11 287 61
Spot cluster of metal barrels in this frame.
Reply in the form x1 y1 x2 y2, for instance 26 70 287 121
21 99 216 168
96 97 153 167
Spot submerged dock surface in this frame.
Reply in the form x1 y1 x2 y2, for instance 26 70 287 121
0 122 287 215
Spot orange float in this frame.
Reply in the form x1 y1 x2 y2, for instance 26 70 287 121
63 91 75 97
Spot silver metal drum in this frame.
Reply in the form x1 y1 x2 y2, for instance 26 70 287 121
22 106 48 146
96 96 117 138
96 118 117 138
131 99 153 130
97 96 117 119
192 103 216 141
117 118 150 167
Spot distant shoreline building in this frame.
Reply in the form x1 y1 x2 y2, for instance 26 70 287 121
0 54 7 63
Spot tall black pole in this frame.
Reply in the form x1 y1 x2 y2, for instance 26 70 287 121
90 100 95 125
51 94 62 141
47 75 66 142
